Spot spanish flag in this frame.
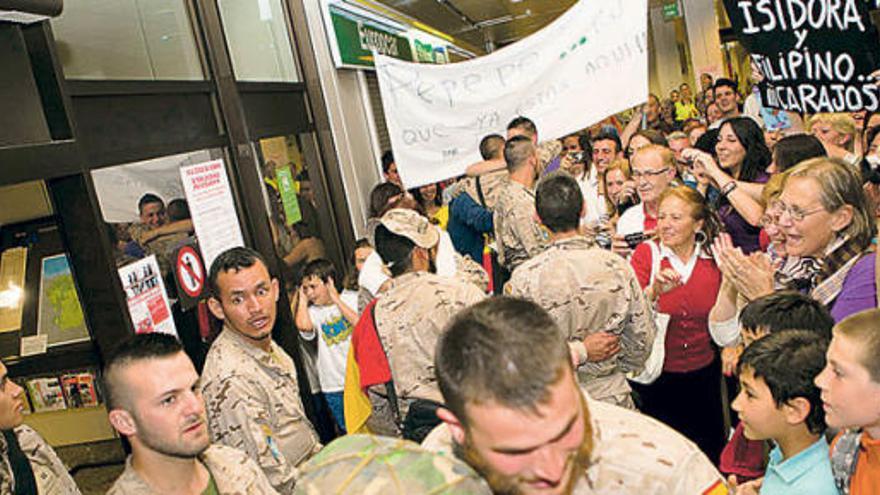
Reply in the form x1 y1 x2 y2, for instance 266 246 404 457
343 299 391 433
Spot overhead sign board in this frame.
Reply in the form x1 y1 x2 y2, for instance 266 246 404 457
329 7 413 68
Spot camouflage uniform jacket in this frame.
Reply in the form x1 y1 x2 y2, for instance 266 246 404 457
201 328 320 493
493 180 548 271
462 169 508 211
108 444 279 495
0 425 80 495
293 434 491 494
422 392 727 495
374 271 485 413
506 236 655 408
127 223 190 276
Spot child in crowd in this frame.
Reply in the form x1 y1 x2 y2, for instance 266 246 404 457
721 291 835 483
732 330 837 494
815 309 880 495
294 259 359 435
738 291 835 345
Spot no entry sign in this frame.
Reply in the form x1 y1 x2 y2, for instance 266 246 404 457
174 243 206 309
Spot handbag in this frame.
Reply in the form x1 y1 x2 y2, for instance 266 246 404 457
629 241 670 385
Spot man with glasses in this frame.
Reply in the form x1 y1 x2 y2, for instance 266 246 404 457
614 145 677 255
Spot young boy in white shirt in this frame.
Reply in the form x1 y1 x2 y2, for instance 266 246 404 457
295 259 359 434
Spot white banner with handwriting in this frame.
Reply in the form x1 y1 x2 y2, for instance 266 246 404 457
374 0 648 189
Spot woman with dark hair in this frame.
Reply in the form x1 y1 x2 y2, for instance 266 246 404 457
630 186 727 462
683 117 771 253
410 182 448 229
626 129 669 158
368 182 403 219
861 125 880 222
767 134 827 174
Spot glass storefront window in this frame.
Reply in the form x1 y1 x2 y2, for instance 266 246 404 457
51 0 203 80
254 135 326 286
217 0 300 82
90 148 238 338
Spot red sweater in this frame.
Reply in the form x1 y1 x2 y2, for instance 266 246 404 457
631 242 721 373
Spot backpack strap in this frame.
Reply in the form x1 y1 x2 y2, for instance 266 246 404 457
368 303 403 429
475 176 487 208
831 429 862 495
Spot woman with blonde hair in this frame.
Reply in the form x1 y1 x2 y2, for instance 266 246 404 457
601 158 637 223
629 185 727 462
808 113 860 164
712 158 877 322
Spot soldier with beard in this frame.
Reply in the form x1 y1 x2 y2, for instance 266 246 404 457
363 208 485 438
494 136 549 275
425 297 728 495
105 333 277 494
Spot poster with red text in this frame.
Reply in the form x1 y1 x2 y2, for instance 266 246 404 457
117 255 177 336
180 159 245 269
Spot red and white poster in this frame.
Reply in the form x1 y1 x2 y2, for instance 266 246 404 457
117 255 177 336
180 159 245 270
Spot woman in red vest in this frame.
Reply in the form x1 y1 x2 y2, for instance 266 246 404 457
630 186 726 463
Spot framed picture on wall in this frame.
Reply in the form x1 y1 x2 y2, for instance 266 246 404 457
36 254 90 347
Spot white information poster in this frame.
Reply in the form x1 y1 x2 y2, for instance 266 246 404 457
117 256 177 336
374 0 648 188
180 159 245 269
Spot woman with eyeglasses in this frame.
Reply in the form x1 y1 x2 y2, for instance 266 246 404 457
713 158 877 323
683 117 771 254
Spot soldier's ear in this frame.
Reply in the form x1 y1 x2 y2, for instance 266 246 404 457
437 407 467 445
108 409 137 437
207 297 225 321
271 277 280 302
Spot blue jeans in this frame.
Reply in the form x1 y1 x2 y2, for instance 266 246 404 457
323 391 346 434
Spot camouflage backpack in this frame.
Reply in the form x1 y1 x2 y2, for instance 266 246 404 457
293 434 491 495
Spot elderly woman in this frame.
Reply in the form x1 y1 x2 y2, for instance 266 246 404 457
684 117 771 253
712 158 877 323
807 113 860 164
630 186 726 462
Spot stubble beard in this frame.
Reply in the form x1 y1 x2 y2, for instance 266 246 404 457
455 411 593 495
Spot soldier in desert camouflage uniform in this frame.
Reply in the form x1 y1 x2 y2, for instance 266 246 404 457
367 209 485 434
104 333 278 495
427 298 728 495
201 247 319 492
293 434 491 495
493 136 549 273
126 193 194 276
506 173 655 408
0 362 80 495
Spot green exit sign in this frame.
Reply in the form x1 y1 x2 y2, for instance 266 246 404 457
662 2 680 20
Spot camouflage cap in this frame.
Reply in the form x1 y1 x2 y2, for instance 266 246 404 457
379 208 440 249
293 434 492 495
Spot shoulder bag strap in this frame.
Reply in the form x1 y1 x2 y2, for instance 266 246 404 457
475 176 487 208
369 304 403 428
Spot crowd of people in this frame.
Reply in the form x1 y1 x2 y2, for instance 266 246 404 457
2 74 880 495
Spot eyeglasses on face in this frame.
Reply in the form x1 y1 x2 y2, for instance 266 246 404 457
775 199 825 222
631 167 669 179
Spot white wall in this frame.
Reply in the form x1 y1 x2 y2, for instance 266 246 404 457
301 0 382 238
648 5 683 98
681 0 724 83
